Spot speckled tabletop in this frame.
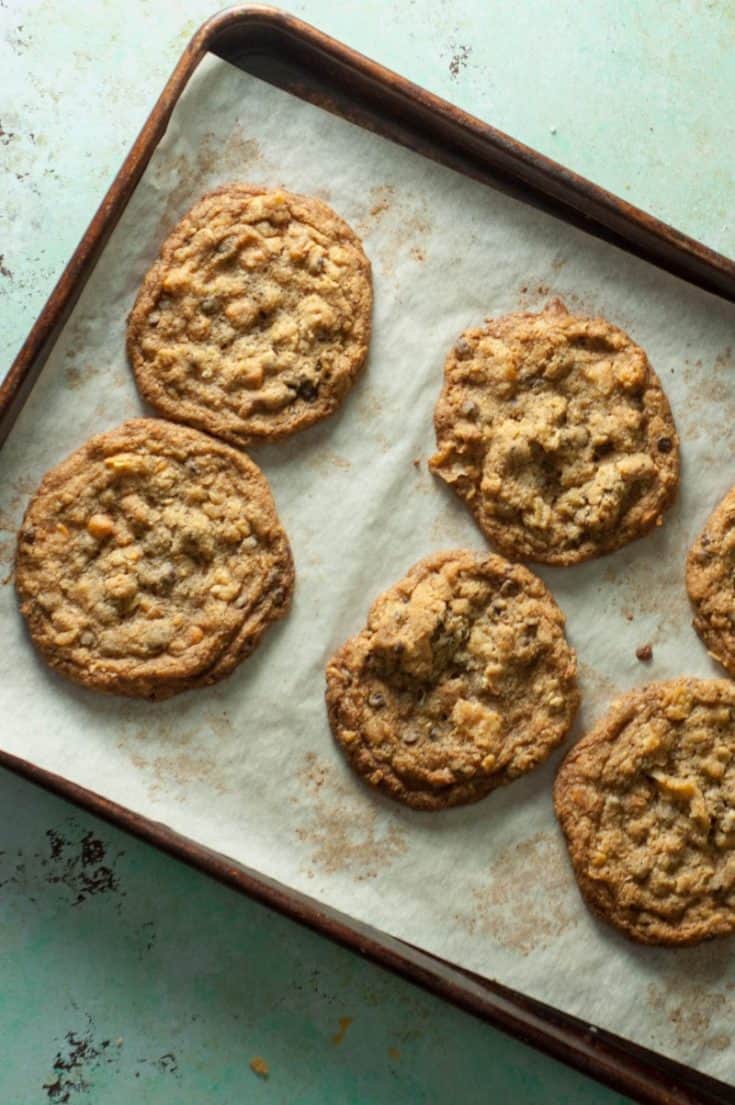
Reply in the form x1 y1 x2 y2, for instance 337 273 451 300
1 3 733 1102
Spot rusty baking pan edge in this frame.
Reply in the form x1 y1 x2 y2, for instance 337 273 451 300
1 7 733 1104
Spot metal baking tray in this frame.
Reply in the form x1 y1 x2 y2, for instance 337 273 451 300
2 9 734 1104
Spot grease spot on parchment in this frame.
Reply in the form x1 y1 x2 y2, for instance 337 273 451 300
60 311 128 397
355 385 383 423
677 349 735 457
428 507 464 545
600 511 690 637
646 941 735 1052
357 184 430 277
151 132 264 241
118 710 233 799
306 449 352 474
361 184 393 228
459 830 579 954
65 362 101 390
578 661 622 724
0 474 38 567
294 753 407 879
353 384 392 453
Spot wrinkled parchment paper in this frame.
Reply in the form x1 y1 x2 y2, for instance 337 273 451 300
2 54 735 1081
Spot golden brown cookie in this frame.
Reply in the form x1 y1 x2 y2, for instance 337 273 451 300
687 487 735 676
127 184 372 446
554 678 735 945
429 301 679 565
15 419 294 699
325 550 578 810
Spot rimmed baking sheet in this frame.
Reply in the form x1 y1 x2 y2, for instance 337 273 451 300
1 49 734 1083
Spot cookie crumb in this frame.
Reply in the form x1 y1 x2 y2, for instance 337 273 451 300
331 1016 353 1046
412 457 421 470
388 1046 401 1061
635 643 653 662
624 610 634 622
249 1057 269 1079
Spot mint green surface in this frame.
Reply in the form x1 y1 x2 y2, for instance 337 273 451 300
0 771 634 1104
2 2 732 1101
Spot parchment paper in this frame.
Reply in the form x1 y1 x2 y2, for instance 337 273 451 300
2 54 735 1081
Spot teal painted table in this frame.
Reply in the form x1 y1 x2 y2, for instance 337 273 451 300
2 3 733 1101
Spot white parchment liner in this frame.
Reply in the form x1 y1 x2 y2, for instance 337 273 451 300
2 55 734 1080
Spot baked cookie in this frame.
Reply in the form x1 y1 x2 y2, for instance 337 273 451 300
15 419 294 699
127 185 372 446
554 678 735 945
687 486 735 676
429 301 679 565
325 550 578 810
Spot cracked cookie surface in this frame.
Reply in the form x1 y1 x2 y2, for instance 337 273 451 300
686 486 735 676
325 550 578 810
554 678 735 945
15 419 294 699
127 185 372 445
429 302 679 565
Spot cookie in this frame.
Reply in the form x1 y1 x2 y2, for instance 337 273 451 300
554 678 735 945
429 301 679 565
127 185 372 446
15 419 294 699
325 550 578 810
686 486 735 676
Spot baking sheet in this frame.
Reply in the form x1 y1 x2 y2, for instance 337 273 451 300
2 53 735 1081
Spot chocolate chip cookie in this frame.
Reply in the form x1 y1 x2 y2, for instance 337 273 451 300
687 486 735 676
325 550 578 810
429 301 679 565
15 419 294 699
555 678 735 945
127 185 372 446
